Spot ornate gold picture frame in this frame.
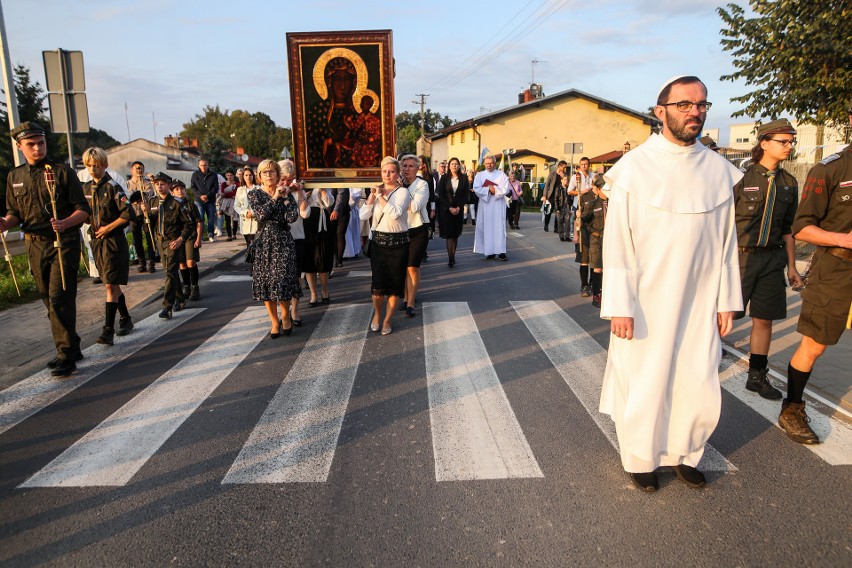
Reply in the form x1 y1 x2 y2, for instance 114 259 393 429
287 30 395 187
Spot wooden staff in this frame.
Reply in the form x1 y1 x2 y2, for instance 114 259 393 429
43 164 66 290
0 230 20 296
575 171 583 252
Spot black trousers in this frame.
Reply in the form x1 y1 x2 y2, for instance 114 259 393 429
26 235 82 358
159 238 186 308
131 218 157 262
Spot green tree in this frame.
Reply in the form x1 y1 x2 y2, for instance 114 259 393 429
718 1 851 158
396 109 453 136
0 65 55 179
200 135 230 172
180 105 292 162
396 124 419 156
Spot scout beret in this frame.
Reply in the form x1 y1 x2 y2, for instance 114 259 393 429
699 135 718 149
757 118 796 139
151 171 172 183
9 121 46 141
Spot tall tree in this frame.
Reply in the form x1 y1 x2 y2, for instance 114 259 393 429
718 1 851 159
395 109 453 135
180 106 292 161
0 65 56 179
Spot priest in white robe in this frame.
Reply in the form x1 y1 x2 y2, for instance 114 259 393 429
473 155 510 260
599 76 744 492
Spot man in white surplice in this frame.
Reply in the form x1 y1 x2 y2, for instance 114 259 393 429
599 75 743 493
473 154 510 260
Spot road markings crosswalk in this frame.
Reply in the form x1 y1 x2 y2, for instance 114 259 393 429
21 307 266 487
718 358 852 466
511 300 736 473
423 302 543 481
223 304 373 484
0 308 205 437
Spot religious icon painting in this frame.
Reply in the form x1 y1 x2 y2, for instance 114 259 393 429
287 30 395 187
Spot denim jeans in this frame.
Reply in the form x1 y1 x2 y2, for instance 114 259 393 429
195 199 216 238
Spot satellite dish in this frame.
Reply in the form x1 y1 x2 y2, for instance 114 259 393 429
241 154 249 162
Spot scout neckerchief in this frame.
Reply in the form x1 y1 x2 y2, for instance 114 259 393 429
756 169 777 247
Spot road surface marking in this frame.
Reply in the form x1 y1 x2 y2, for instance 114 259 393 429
209 274 252 282
0 309 205 437
223 304 372 484
512 300 736 472
21 307 266 487
423 302 543 481
718 356 852 466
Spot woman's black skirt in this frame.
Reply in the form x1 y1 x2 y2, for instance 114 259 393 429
407 224 429 267
370 230 409 297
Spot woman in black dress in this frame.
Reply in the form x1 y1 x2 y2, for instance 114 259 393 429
247 159 303 337
299 187 335 306
437 157 469 267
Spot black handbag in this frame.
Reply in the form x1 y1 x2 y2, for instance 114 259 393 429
244 223 265 263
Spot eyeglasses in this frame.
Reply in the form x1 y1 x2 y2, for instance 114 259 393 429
767 138 797 147
659 101 712 112
260 170 276 176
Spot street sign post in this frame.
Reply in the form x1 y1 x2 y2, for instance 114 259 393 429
563 142 583 173
43 49 89 169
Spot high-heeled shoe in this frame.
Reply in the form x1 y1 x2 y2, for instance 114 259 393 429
290 308 302 327
270 319 282 339
321 296 330 304
308 297 318 307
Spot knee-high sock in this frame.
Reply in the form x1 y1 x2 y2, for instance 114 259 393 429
180 268 191 287
590 272 602 296
105 302 118 330
190 265 199 286
786 364 811 404
580 265 589 288
117 294 130 318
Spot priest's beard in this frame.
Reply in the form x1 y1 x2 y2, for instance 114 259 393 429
664 110 705 144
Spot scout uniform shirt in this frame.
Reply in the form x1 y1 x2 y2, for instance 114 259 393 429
86 173 134 238
734 163 798 248
5 159 90 237
149 193 192 244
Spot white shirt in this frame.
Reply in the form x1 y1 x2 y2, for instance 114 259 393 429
359 186 410 233
405 177 430 229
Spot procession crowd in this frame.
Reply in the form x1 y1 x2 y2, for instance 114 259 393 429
1 74 849 494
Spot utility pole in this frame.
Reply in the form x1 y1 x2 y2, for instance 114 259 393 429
413 93 429 138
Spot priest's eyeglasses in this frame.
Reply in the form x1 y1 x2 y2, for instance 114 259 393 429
767 138 797 147
659 101 712 112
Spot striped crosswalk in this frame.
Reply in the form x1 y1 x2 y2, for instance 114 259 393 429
3 300 849 489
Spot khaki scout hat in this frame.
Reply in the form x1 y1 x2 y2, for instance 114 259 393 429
757 119 796 139
699 135 718 149
9 121 46 141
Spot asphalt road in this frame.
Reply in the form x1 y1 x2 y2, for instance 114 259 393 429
1 216 849 567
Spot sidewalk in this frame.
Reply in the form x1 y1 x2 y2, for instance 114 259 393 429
0 236 247 390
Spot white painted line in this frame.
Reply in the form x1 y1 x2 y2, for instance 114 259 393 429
223 304 372 484
718 356 852 466
0 309 205 437
722 344 852 421
512 301 735 473
21 306 267 487
209 274 253 282
508 232 524 238
345 270 372 278
423 302 543 481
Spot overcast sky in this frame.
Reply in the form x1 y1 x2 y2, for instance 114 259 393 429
2 0 752 146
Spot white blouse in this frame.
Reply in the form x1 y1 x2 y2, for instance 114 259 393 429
359 186 410 233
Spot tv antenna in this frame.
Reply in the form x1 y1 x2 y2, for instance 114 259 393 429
531 59 548 83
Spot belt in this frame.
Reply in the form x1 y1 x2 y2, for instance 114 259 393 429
24 233 53 241
825 246 852 262
738 246 782 253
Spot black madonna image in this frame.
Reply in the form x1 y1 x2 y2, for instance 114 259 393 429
287 30 395 185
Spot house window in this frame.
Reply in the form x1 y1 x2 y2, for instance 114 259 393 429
461 131 465 143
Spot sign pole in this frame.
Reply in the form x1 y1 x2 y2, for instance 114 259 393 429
56 49 75 169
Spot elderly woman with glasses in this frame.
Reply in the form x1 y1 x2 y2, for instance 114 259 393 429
247 159 303 338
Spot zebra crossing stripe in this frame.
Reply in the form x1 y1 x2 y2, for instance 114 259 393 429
0 308 205 437
718 358 852 466
511 301 736 473
223 304 373 484
21 306 267 487
423 302 543 481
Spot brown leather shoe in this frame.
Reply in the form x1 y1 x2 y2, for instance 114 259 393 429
672 464 706 488
778 401 820 444
629 471 658 492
